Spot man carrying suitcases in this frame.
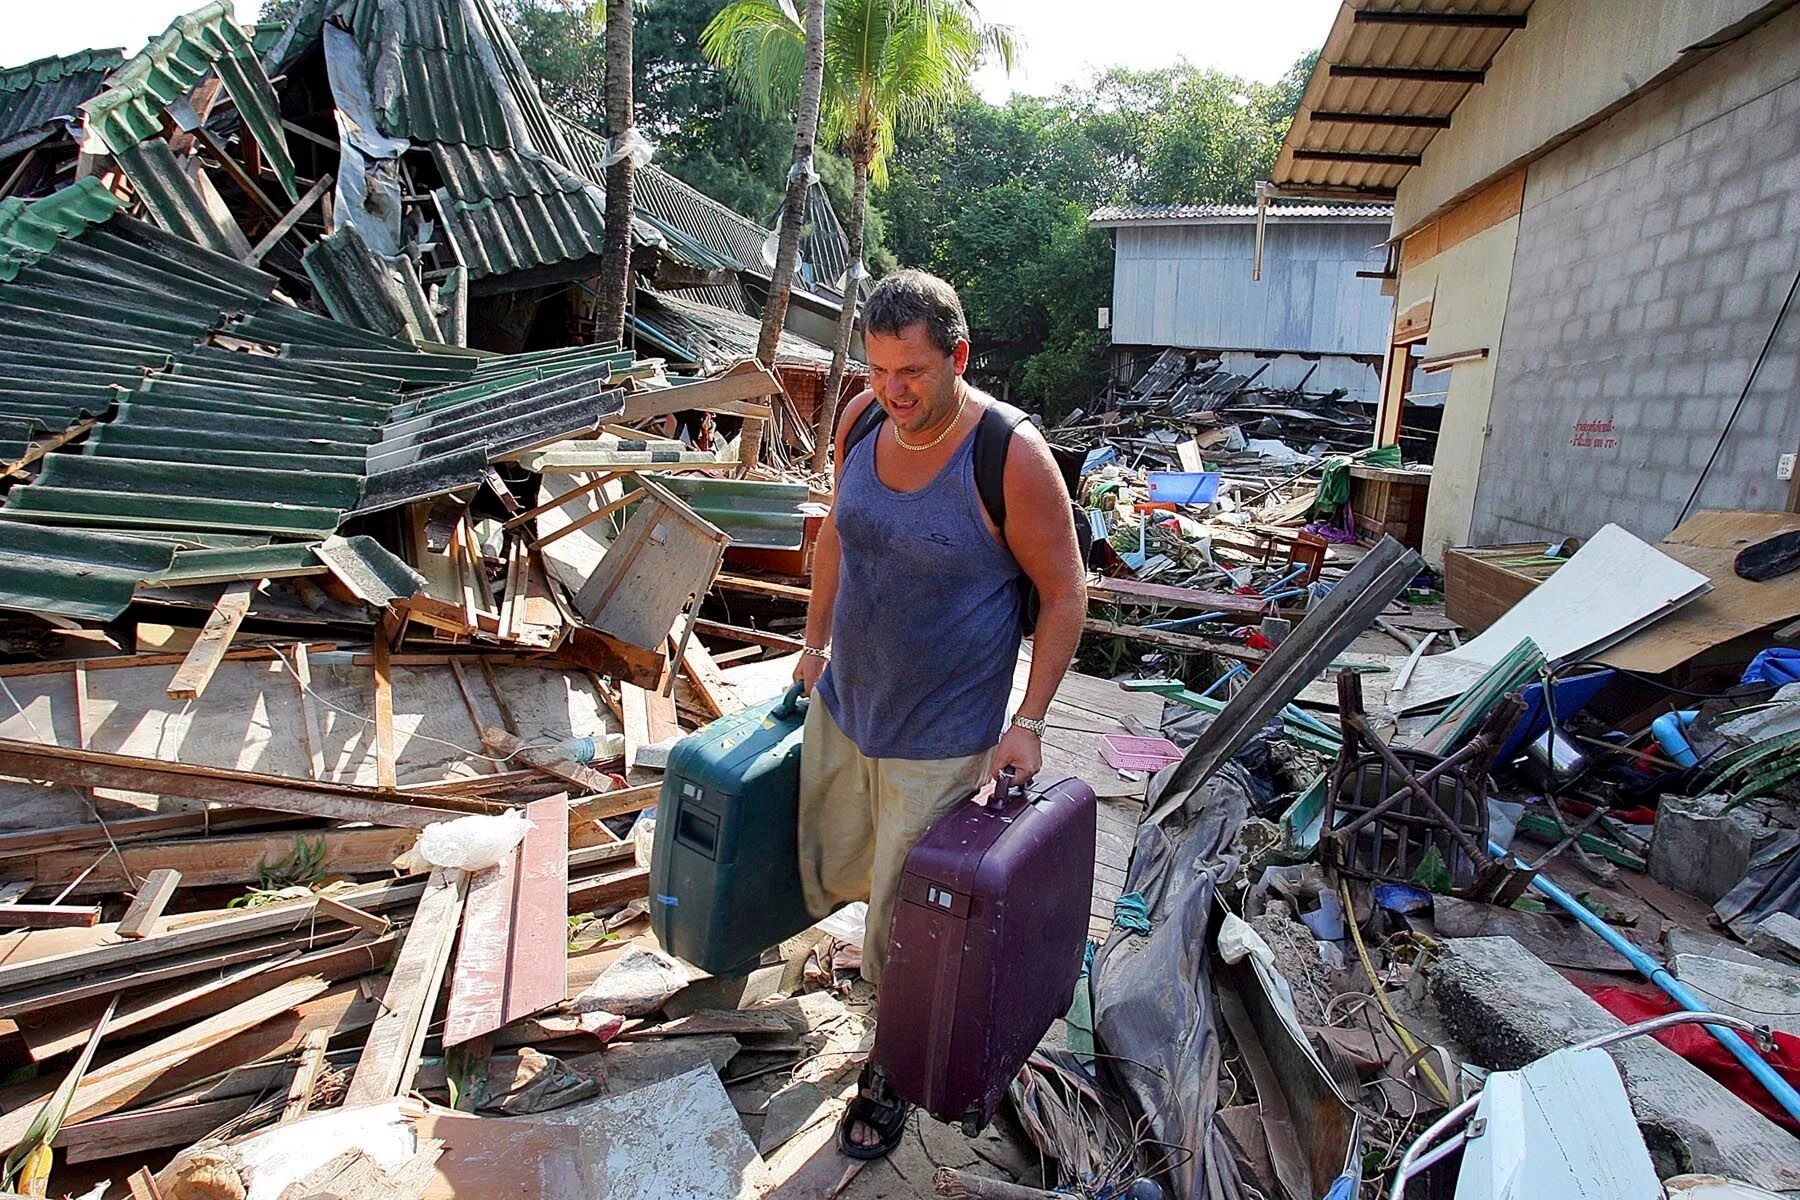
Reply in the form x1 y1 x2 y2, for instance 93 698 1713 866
791 269 1086 1158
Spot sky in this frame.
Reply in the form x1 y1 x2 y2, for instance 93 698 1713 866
6 0 1340 96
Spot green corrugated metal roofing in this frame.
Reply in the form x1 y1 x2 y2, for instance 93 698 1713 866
336 0 520 149
82 0 298 201
303 224 444 342
0 523 176 620
0 48 121 152
0 178 122 282
112 138 249 258
648 474 813 551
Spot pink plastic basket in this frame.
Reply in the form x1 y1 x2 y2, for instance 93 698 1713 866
1099 733 1184 773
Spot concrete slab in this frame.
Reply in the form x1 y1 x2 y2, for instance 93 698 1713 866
1429 936 1800 1191
1672 954 1800 1039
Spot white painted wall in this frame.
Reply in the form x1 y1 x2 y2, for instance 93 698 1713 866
1395 0 1778 234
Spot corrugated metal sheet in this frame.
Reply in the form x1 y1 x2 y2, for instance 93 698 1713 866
634 288 836 370
431 144 610 280
648 474 812 551
303 224 444 342
1091 203 1395 225
112 138 251 258
625 156 775 273
1271 2 1533 199
0 177 121 281
81 0 298 201
1108 220 1392 355
337 0 522 148
0 48 120 154
0 192 660 615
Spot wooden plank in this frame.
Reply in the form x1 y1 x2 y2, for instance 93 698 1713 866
118 868 182 939
620 363 782 423
0 904 101 929
58 1096 260 1165
0 739 500 827
568 784 660 828
25 827 418 896
280 1027 331 1123
444 796 568 1046
0 881 29 904
1088 576 1269 617
1083 617 1267 662
504 470 625 530
480 726 616 793
373 614 397 789
344 867 467 1106
714 573 812 602
166 581 256 701
315 895 393 938
692 618 805 652
128 1166 166 1198
17 933 396 1061
565 864 650 913
288 644 327 782
532 485 645 550
244 170 333 266
0 976 329 1153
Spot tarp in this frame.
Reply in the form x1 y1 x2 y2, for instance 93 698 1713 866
1090 761 1251 1200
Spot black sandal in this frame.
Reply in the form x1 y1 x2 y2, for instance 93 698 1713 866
837 1061 911 1160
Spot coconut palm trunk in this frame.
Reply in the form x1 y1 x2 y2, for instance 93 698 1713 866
814 154 868 471
756 0 827 369
595 0 635 344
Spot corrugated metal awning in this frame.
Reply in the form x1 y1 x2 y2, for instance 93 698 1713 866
1270 1 1534 200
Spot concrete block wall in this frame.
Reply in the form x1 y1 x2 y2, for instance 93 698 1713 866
1469 6 1800 543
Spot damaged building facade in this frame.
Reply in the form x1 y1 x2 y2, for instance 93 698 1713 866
1272 0 1800 566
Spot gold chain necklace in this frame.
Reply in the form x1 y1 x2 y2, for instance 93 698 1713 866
892 389 969 452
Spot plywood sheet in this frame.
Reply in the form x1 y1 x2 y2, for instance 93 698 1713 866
1397 524 1711 710
1600 510 1800 674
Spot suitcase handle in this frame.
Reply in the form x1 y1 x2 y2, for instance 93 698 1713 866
773 681 808 719
990 766 1030 813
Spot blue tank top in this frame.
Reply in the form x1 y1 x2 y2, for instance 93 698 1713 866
816 414 1024 760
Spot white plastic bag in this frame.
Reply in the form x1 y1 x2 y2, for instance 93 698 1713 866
413 809 529 871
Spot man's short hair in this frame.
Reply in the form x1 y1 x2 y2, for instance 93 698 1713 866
863 269 969 355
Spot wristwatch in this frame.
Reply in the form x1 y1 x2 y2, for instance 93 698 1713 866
1010 714 1046 736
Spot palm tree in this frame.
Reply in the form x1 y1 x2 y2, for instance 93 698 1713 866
593 0 637 345
703 0 1015 471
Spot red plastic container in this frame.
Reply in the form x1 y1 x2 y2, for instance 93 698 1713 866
872 773 1097 1132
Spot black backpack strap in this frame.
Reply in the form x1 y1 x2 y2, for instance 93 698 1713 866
842 397 888 457
972 399 1030 532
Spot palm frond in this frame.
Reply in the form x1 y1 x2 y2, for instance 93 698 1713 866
701 0 808 118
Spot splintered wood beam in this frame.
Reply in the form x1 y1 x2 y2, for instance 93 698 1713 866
691 619 804 652
117 869 182 939
314 895 393 938
568 784 660 828
244 170 333 266
0 977 329 1154
344 867 467 1106
0 739 500 828
166 581 256 701
1083 617 1268 663
280 1028 331 1123
480 726 617 792
373 614 397 790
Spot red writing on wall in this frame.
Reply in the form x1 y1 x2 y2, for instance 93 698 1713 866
1571 418 1618 450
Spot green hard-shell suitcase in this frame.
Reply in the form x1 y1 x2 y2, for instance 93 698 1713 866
649 683 820 975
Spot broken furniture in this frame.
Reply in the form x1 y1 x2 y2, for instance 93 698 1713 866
1324 670 1523 899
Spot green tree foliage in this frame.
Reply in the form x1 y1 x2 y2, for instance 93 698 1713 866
499 0 1313 419
880 59 1312 418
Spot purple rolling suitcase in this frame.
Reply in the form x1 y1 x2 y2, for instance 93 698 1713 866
872 772 1097 1133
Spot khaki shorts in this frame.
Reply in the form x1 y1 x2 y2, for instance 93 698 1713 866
797 697 993 984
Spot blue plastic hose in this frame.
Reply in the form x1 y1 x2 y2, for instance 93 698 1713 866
1495 840 1800 1126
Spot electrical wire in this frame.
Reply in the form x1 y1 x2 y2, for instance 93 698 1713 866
1341 880 1453 1105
